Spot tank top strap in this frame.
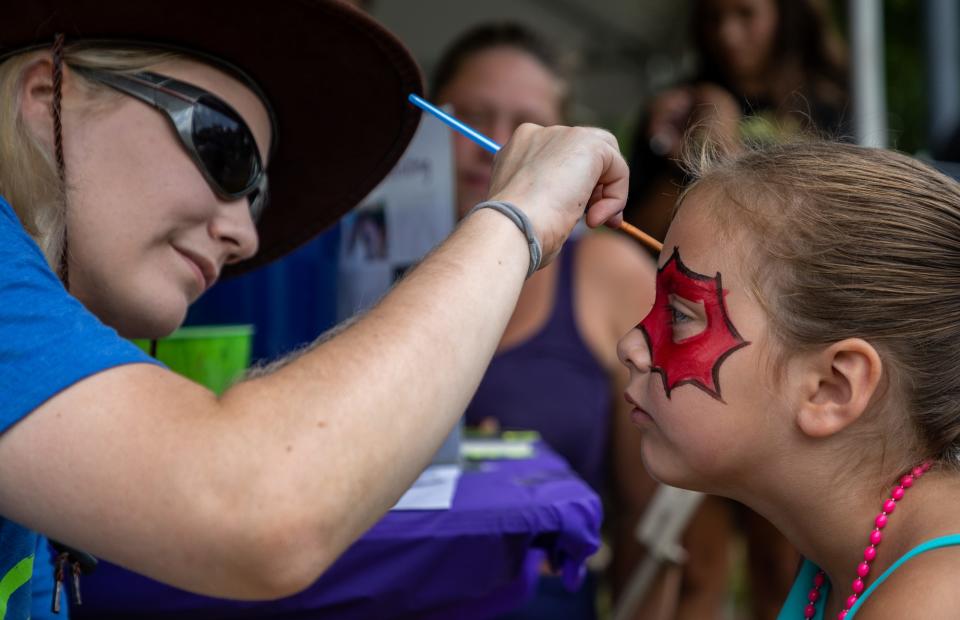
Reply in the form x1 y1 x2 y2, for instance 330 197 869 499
777 559 828 620
847 533 960 617
544 237 578 332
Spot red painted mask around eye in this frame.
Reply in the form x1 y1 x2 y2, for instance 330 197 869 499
638 248 749 401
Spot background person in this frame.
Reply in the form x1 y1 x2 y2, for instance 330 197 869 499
626 0 849 241
433 22 657 619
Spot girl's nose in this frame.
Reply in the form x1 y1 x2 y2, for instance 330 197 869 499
617 326 653 375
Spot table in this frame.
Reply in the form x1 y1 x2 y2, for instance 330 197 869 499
73 443 602 619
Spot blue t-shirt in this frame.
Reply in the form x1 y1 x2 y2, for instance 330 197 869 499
0 196 157 620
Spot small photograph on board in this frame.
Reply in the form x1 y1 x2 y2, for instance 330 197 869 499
344 204 388 261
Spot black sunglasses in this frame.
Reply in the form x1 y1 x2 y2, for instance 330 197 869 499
73 67 270 222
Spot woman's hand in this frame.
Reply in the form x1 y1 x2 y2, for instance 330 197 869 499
646 83 742 160
647 87 696 159
687 83 742 152
486 124 629 266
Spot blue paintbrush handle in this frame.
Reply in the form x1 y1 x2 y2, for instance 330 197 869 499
408 94 502 154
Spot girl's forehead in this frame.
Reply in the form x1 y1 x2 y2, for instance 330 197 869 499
659 192 769 347
660 190 750 291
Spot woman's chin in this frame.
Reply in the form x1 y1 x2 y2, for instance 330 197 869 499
115 301 187 340
117 322 179 341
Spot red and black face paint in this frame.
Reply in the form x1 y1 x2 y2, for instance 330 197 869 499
638 247 749 402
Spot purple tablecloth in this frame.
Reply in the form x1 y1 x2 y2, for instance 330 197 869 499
74 443 601 620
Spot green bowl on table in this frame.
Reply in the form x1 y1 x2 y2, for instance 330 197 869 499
133 325 253 395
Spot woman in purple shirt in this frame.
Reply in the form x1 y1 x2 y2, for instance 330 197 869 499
433 23 658 618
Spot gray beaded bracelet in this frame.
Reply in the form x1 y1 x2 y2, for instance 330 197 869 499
469 200 543 278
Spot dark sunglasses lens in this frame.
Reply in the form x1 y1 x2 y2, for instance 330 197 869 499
192 96 261 195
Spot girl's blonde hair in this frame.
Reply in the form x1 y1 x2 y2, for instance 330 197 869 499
685 141 960 471
0 44 182 269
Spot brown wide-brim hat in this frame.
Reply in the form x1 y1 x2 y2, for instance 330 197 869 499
1 0 423 276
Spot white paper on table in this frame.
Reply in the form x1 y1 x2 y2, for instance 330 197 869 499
390 464 462 511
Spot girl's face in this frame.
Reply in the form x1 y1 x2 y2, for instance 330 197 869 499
437 46 563 220
618 189 791 494
700 0 779 83
62 60 269 338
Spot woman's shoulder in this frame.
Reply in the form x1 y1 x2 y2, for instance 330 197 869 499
575 229 657 285
0 196 55 268
572 231 657 362
575 231 657 310
0 195 23 227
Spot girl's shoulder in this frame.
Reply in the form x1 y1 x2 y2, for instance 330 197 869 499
852 535 960 618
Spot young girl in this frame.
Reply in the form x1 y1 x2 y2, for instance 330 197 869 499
627 6 851 606
618 141 960 619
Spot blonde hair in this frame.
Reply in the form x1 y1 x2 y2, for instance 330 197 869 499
684 141 960 471
0 44 182 268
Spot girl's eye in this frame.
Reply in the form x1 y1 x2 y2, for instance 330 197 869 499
666 297 707 341
670 306 692 325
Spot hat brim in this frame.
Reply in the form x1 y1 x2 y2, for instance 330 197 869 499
2 0 424 275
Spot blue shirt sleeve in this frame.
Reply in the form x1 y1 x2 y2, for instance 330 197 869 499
0 196 159 435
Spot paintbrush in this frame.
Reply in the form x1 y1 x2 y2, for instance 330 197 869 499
408 94 663 253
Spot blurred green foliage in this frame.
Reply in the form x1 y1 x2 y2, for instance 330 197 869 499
884 0 925 152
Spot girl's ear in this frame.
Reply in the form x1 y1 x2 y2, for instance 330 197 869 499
19 57 57 149
795 338 883 438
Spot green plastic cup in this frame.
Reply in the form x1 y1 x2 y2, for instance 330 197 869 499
134 325 253 395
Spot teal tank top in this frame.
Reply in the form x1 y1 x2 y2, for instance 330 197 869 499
777 534 960 619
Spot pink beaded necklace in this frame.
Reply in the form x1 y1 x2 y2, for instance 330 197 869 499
804 461 933 619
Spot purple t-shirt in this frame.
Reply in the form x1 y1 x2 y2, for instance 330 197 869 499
464 240 612 491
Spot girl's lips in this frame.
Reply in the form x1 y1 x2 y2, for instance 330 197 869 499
630 407 654 426
624 391 655 425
